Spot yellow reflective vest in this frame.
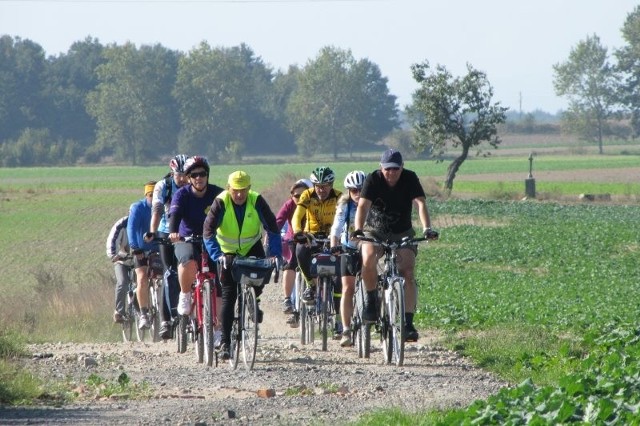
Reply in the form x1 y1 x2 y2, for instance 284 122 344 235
215 191 262 256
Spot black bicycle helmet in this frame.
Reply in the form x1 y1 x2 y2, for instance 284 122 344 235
310 166 335 184
184 156 210 175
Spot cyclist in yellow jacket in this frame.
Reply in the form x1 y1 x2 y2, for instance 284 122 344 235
203 170 282 360
292 166 342 303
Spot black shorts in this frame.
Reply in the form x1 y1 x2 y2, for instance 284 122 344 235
340 248 361 277
283 242 299 271
133 252 149 269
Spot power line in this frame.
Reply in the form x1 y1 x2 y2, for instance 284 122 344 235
1 0 390 3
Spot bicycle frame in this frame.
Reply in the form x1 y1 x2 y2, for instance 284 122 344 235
307 236 339 351
176 236 218 368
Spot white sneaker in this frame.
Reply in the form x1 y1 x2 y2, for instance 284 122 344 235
214 330 222 349
177 292 192 316
138 313 151 330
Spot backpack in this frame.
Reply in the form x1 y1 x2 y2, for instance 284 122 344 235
162 173 172 204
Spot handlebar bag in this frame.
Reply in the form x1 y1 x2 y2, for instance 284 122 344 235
310 253 340 277
231 257 274 286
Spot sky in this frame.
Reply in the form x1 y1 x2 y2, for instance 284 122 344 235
1 0 638 113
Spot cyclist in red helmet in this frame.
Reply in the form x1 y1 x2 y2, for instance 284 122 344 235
168 156 224 318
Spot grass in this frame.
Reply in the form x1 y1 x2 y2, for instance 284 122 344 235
0 331 42 405
2 151 640 417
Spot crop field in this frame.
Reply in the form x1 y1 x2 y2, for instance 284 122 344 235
1 149 640 422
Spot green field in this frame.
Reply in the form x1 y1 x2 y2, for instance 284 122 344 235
2 153 640 422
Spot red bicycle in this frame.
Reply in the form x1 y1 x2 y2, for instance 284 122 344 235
176 235 220 367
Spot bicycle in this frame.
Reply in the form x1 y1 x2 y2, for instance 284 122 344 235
352 235 428 366
118 252 163 343
228 255 278 370
135 251 164 343
296 234 340 351
176 235 220 368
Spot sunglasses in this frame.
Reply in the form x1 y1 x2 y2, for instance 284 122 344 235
383 167 400 172
349 188 361 193
189 171 208 179
314 184 331 190
291 193 302 199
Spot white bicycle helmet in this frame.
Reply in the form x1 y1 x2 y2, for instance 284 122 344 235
295 178 313 188
343 170 366 190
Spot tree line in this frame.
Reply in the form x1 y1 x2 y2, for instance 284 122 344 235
3 5 640 173
0 37 399 166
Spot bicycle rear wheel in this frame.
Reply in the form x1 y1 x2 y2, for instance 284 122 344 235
203 280 215 367
177 314 188 354
320 278 330 351
241 286 258 370
383 278 405 366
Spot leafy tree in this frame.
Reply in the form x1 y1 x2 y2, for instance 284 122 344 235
408 61 507 193
44 37 105 152
86 42 180 164
615 6 640 137
286 46 398 159
173 42 274 161
0 36 47 143
553 34 621 154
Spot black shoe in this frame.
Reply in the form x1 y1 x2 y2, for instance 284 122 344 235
220 343 230 360
282 297 294 314
302 286 315 304
405 324 419 342
363 302 376 323
256 307 263 324
159 321 171 340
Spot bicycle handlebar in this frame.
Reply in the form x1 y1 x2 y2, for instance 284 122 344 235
356 235 428 249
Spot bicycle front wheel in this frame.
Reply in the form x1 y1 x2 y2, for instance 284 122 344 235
320 278 330 351
150 279 163 343
122 291 135 343
177 314 188 354
203 280 215 367
241 286 258 370
353 274 370 358
383 278 405 366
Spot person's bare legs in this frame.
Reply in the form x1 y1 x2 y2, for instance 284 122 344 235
340 276 355 329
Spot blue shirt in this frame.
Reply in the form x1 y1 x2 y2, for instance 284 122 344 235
127 198 157 252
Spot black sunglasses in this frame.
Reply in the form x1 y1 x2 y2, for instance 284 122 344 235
190 171 208 179
291 193 302 199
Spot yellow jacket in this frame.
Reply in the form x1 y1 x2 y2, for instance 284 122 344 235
292 187 342 236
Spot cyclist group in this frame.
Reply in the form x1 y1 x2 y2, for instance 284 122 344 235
106 148 437 355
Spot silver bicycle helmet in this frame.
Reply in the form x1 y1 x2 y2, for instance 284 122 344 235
169 154 189 173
